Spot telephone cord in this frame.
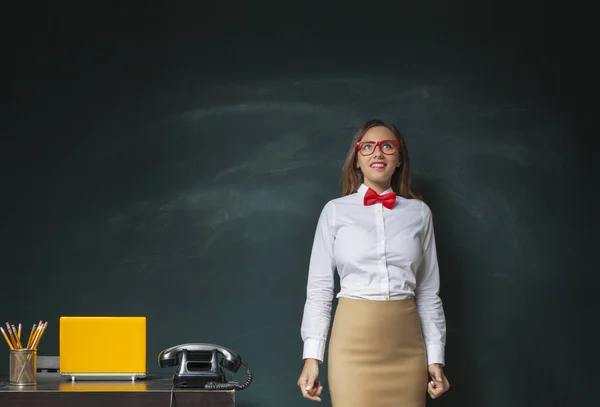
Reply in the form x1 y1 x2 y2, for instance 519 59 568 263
169 382 188 407
205 362 253 391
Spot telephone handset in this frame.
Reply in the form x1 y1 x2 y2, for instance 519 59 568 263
158 343 252 390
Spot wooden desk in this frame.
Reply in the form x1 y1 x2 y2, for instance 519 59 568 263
0 373 235 407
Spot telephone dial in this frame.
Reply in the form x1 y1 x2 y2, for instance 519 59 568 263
158 343 252 390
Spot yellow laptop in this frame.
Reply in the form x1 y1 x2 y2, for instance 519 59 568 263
59 316 147 381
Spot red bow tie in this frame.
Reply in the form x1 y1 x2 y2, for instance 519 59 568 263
364 188 396 209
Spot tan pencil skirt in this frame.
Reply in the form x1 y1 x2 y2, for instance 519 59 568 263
327 297 428 407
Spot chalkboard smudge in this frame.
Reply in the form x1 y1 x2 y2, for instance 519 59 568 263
179 101 331 121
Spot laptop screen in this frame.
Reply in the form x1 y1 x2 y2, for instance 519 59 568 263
59 316 146 375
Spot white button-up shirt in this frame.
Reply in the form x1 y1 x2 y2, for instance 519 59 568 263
300 184 447 366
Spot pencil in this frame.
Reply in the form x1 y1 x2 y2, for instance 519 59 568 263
4 323 12 347
31 322 47 350
29 320 43 350
11 324 21 349
31 321 44 349
26 324 36 349
17 323 21 342
38 322 48 348
0 327 14 350
29 325 41 350
6 324 18 349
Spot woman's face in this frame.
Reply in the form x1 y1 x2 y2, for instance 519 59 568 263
356 126 400 192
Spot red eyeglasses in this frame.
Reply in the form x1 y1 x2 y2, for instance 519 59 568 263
356 140 400 156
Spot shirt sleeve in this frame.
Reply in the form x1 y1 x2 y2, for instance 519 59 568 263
415 203 447 366
300 201 336 362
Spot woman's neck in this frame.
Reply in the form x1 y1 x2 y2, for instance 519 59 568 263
363 180 392 195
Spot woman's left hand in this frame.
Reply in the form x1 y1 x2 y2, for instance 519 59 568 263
427 363 450 399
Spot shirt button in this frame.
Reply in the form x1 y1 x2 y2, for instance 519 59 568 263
384 296 389 300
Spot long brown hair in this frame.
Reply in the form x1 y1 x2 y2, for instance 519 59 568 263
340 119 421 199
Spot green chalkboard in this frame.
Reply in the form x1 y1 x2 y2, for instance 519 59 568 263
0 1 594 407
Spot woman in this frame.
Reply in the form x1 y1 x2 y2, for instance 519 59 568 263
297 119 450 406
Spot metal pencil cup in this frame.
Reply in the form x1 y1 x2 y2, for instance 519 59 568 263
9 349 36 385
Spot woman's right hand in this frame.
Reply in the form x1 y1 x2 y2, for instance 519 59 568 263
297 358 323 402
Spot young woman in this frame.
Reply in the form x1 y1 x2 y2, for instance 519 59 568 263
297 119 450 406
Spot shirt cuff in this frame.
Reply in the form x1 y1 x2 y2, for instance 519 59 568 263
303 337 326 362
425 344 445 366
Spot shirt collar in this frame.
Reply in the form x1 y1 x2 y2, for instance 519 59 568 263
357 183 394 197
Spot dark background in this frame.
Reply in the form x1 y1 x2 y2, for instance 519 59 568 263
0 1 596 406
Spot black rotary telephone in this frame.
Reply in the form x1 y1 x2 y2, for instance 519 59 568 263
158 343 252 390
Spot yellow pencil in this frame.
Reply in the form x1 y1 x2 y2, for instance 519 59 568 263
0 327 14 350
4 323 12 347
6 324 18 349
11 324 21 349
17 323 21 342
38 322 48 348
29 325 42 350
26 324 36 349
31 323 43 349
32 322 47 350
29 321 43 350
